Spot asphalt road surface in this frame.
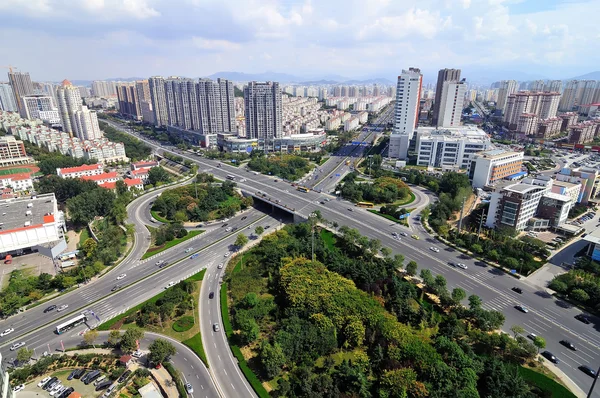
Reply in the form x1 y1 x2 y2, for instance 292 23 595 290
101 120 600 397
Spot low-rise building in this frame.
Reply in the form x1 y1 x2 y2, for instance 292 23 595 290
0 135 32 167
128 168 150 182
0 172 34 192
556 167 600 204
57 164 104 179
550 180 581 205
81 171 119 185
100 178 143 191
132 161 158 171
468 149 524 188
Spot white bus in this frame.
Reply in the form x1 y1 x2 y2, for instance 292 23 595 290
55 314 88 334
226 175 235 180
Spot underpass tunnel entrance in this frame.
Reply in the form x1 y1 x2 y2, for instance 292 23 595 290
243 191 296 224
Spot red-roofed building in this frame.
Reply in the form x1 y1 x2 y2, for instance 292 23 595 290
128 168 150 182
57 163 104 179
131 160 158 171
99 178 143 191
81 171 119 185
0 172 33 192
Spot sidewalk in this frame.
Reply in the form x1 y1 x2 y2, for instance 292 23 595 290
151 367 179 398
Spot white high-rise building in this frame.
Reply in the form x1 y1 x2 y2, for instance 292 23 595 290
437 80 466 128
544 80 562 93
21 94 59 123
149 76 168 127
579 80 598 106
91 80 117 97
503 91 561 129
389 68 422 159
74 106 102 140
497 80 518 112
0 84 17 112
244 81 282 151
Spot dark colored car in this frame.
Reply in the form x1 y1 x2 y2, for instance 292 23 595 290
580 365 597 378
209 292 214 299
241 216 247 220
44 305 57 313
67 369 77 380
45 378 59 391
73 368 86 379
560 340 576 350
58 387 74 398
84 371 101 385
511 287 523 294
117 370 131 383
221 223 228 228
575 314 591 324
515 305 529 313
111 285 122 292
95 380 112 391
42 377 58 390
541 351 559 364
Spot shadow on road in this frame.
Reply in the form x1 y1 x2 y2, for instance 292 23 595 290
487 268 504 276
534 290 553 299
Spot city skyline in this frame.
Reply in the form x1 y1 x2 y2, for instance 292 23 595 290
1 0 599 82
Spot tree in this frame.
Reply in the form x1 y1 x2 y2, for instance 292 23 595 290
260 341 287 379
471 244 483 254
406 261 418 276
108 330 121 347
255 226 264 236
380 247 392 258
235 233 249 249
570 288 590 302
148 166 171 185
148 339 177 364
16 347 33 363
468 295 482 310
533 336 546 353
510 325 525 338
83 329 99 347
239 317 259 344
451 287 466 305
420 269 434 287
120 327 144 352
81 238 98 258
115 180 128 196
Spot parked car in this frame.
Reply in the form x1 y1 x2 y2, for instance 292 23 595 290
38 376 52 387
541 351 559 364
117 370 131 383
12 384 25 393
95 380 112 391
575 314 591 324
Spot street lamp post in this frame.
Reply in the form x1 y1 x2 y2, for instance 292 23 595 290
587 365 600 398
309 212 317 262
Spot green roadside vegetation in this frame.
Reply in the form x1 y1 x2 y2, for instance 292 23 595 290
98 270 208 366
549 257 600 312
247 151 314 181
518 366 576 398
151 173 253 222
339 172 412 204
150 210 170 224
78 227 90 247
221 221 565 397
368 207 414 226
142 228 204 260
99 121 153 161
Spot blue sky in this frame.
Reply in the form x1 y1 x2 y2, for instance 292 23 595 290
0 0 598 83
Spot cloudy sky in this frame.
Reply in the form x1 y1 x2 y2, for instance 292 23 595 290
1 0 598 83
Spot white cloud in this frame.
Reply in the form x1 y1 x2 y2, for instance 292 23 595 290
192 37 241 51
0 0 52 15
357 8 446 41
121 0 160 19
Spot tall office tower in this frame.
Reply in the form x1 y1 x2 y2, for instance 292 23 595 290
579 80 598 106
559 80 579 111
389 67 422 159
545 80 562 93
348 86 358 97
149 76 168 127
244 81 282 151
56 79 83 134
74 106 102 140
91 80 117 97
437 80 466 128
196 78 236 133
432 68 461 125
8 71 34 117
0 84 17 111
496 80 518 112
373 84 380 96
20 94 58 123
116 83 141 119
530 80 545 92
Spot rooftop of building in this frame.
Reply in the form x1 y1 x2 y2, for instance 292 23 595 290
0 193 57 233
504 182 547 194
584 226 600 245
552 179 580 189
58 163 103 174
0 172 32 181
542 192 571 202
475 149 522 159
81 171 118 182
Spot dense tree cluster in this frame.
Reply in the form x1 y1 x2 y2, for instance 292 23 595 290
129 281 195 328
147 166 171 186
339 173 411 204
226 223 548 398
550 257 600 308
152 180 252 222
24 141 96 175
154 222 188 246
99 121 152 161
248 152 313 181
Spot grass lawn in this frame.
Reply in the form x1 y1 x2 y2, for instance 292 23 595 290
320 230 336 251
142 230 204 259
318 157 329 166
368 209 405 225
518 366 576 398
182 333 208 368
150 210 170 223
78 228 90 247
393 190 416 206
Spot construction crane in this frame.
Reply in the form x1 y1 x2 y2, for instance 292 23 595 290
1 65 18 74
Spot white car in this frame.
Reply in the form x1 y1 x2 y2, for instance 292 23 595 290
224 252 230 258
1 328 14 337
51 385 66 396
217 263 224 269
38 377 51 387
165 281 175 289
10 342 25 351
132 350 144 358
400 232 408 237
429 247 440 253
186 382 194 394
456 263 468 270
49 384 63 396
225 227 232 232
56 304 69 312
12 384 24 393
116 273 126 280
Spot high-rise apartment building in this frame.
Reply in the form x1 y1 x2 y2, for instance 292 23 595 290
136 80 151 103
149 76 168 127
0 84 17 112
57 80 101 140
503 91 560 129
8 71 34 117
116 83 141 120
389 68 422 159
244 81 282 151
529 80 545 92
579 80 598 106
198 78 236 133
544 80 562 93
496 80 518 112
437 80 466 128
432 68 461 125
20 94 60 124
91 80 117 97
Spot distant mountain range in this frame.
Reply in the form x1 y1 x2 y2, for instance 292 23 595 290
568 71 600 80
206 71 394 85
